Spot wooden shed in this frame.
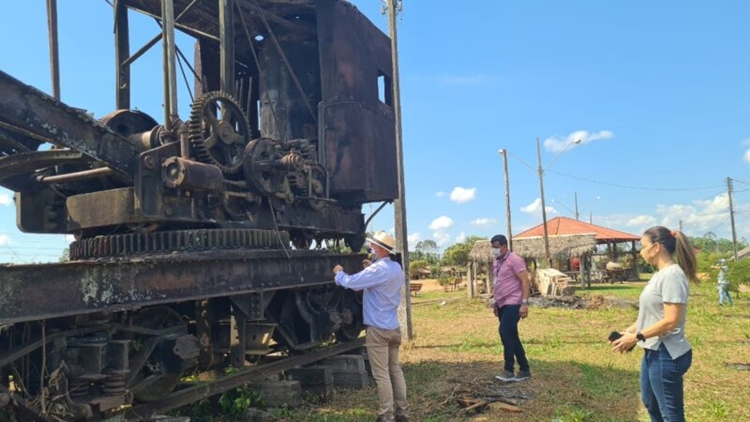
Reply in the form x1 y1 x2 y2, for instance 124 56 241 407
466 234 598 298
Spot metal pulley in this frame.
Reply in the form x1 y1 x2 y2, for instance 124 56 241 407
161 157 224 191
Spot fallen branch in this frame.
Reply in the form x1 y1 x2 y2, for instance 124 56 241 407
441 384 461 406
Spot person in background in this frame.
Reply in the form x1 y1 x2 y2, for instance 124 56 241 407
332 231 409 422
611 227 698 422
717 258 733 306
490 234 531 382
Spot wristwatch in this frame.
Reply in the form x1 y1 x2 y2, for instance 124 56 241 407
521 299 529 306
636 332 646 342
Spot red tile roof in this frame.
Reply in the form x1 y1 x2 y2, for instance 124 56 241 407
514 216 640 243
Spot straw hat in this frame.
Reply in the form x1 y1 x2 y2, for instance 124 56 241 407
367 231 396 252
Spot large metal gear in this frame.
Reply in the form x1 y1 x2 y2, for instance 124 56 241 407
70 228 289 260
188 92 251 174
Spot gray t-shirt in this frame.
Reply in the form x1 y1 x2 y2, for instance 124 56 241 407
637 264 691 359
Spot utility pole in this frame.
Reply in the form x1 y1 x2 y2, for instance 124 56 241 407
574 191 579 220
499 150 512 250
386 0 413 339
679 220 683 232
727 177 738 261
536 138 551 267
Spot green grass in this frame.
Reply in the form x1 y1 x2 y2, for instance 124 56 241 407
176 281 750 421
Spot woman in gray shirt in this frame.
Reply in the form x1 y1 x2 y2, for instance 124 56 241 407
611 226 698 422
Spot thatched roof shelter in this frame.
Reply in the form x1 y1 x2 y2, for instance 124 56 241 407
469 234 598 264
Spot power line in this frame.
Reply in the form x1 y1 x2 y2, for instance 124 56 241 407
547 169 726 192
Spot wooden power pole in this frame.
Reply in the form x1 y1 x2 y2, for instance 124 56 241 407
386 0 413 339
727 177 738 261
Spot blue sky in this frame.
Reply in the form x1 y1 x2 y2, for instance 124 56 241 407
1 1 749 262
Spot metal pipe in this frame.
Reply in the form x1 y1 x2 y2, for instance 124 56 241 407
161 0 178 130
115 0 131 109
220 0 235 95
46 0 60 100
38 167 114 184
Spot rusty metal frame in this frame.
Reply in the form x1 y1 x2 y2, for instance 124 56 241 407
0 251 366 324
123 337 365 420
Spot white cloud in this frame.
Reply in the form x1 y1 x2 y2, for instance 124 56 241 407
0 234 10 246
470 218 497 227
744 149 750 164
433 231 451 246
520 198 557 215
429 216 454 231
626 215 657 227
450 187 477 204
455 232 466 243
0 194 11 206
543 130 613 153
435 191 446 198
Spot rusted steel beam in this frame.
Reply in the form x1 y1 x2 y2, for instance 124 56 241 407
46 0 60 100
0 251 366 325
162 0 179 129
124 337 365 420
0 71 138 179
115 0 131 109
220 0 235 95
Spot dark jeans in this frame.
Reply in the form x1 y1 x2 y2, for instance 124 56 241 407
641 344 692 422
496 304 529 373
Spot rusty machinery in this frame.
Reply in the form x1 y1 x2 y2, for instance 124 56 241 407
0 0 397 419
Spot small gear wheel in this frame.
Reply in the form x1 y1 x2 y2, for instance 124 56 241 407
188 92 251 174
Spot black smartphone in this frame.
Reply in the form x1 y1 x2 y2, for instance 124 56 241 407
608 331 635 351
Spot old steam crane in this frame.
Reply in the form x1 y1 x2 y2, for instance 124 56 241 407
0 0 398 419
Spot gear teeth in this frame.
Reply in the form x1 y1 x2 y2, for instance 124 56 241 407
188 92 252 175
69 229 290 260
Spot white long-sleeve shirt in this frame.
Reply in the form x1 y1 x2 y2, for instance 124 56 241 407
334 257 403 330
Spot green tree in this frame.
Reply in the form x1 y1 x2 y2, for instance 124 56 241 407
726 259 750 292
442 236 485 268
690 234 746 255
59 247 70 263
415 239 439 264
409 259 430 279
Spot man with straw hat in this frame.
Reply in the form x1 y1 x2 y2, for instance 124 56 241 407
333 231 409 422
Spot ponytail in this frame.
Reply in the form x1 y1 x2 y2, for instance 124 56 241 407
643 226 699 284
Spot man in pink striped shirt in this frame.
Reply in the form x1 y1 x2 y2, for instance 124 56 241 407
490 234 532 382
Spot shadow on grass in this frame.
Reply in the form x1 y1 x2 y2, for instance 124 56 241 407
268 359 641 422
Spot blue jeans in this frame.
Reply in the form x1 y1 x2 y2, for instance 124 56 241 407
719 285 733 305
641 344 692 422
496 304 529 373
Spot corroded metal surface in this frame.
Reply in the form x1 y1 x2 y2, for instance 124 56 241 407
0 251 365 324
124 337 365 420
0 70 139 179
69 228 288 260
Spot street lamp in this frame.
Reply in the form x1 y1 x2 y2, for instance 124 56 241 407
537 138 581 267
498 149 512 251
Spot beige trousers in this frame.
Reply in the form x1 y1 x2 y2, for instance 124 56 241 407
366 326 409 421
